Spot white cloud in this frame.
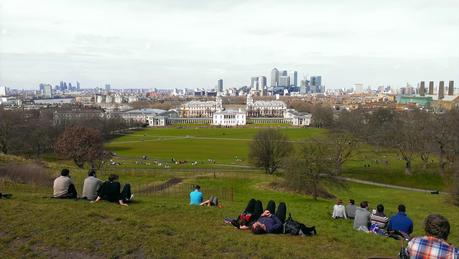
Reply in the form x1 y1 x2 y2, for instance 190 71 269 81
0 0 458 89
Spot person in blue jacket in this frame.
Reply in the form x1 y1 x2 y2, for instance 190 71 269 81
387 204 413 236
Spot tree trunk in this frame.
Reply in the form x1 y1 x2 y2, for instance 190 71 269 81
335 161 342 175
439 145 446 176
404 160 412 176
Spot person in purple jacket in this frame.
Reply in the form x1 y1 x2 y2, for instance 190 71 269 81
251 210 283 234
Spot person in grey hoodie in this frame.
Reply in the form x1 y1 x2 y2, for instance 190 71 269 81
82 169 103 200
353 201 371 232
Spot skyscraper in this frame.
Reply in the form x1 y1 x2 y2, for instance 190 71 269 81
419 81 426 96
259 76 267 88
281 70 288 76
0 86 7 96
293 71 298 87
76 81 80 91
217 79 223 93
428 81 434 95
310 76 322 93
448 81 454 96
105 84 111 92
279 76 290 87
250 77 259 90
43 84 53 98
270 68 279 87
438 81 445 99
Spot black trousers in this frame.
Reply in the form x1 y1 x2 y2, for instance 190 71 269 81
120 184 131 202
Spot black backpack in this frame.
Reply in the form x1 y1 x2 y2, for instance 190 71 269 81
283 213 317 236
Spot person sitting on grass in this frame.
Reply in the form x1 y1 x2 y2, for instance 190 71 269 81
189 185 203 206
53 169 77 199
81 169 103 201
200 195 222 208
370 204 389 229
353 201 371 232
332 199 347 219
346 199 357 219
91 174 132 206
387 204 413 237
251 210 283 234
406 214 458 258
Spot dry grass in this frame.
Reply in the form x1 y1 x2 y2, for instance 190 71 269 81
0 162 53 186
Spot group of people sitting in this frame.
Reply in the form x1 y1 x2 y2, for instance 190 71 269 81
332 199 413 236
52 169 134 206
332 199 458 258
225 199 316 236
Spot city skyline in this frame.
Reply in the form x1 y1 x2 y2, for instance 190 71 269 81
1 0 458 90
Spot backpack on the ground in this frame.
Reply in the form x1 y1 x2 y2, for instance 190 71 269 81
283 213 317 236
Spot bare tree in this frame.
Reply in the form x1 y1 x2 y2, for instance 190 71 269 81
54 126 105 168
329 133 359 175
285 138 341 200
248 128 292 174
311 105 334 128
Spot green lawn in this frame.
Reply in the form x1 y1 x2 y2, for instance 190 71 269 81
1 168 458 258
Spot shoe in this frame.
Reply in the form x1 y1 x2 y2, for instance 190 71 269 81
129 194 134 201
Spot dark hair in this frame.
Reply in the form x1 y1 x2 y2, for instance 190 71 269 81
398 204 406 212
61 169 70 176
88 169 96 177
108 174 119 181
360 201 368 208
376 204 384 213
425 214 450 240
195 185 201 190
349 199 355 205
251 224 266 235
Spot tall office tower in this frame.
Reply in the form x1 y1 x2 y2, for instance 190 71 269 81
279 76 290 87
438 81 445 99
281 70 288 76
59 81 64 91
250 77 259 90
63 82 68 90
419 81 426 96
259 76 267 88
310 76 322 92
448 81 454 96
105 84 111 92
76 81 80 91
293 71 298 87
270 68 279 87
0 86 7 96
68 83 73 90
43 84 53 98
428 81 434 95
39 83 45 92
217 79 223 93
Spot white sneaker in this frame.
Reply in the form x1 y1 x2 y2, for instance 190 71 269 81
130 194 134 201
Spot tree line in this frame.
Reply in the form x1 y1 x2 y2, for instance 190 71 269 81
0 108 141 165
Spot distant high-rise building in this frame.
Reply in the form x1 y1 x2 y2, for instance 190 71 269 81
270 68 279 87
278 76 290 87
259 76 267 88
293 71 298 87
250 77 259 90
0 86 7 96
428 81 434 95
76 81 80 91
68 82 73 90
43 84 53 98
217 79 223 93
448 81 454 96
59 81 64 91
63 82 68 90
310 76 322 93
105 84 111 92
419 81 426 96
438 81 445 99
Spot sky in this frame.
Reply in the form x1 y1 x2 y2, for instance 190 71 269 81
0 0 458 90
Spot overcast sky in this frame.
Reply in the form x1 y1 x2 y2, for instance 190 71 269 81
0 0 458 90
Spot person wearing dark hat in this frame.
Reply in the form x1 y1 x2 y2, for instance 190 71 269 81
53 169 77 199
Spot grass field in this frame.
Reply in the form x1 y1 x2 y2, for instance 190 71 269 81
104 127 447 190
1 126 459 258
1 168 458 259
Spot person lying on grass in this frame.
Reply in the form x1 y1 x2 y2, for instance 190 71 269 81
250 210 283 234
91 174 133 206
